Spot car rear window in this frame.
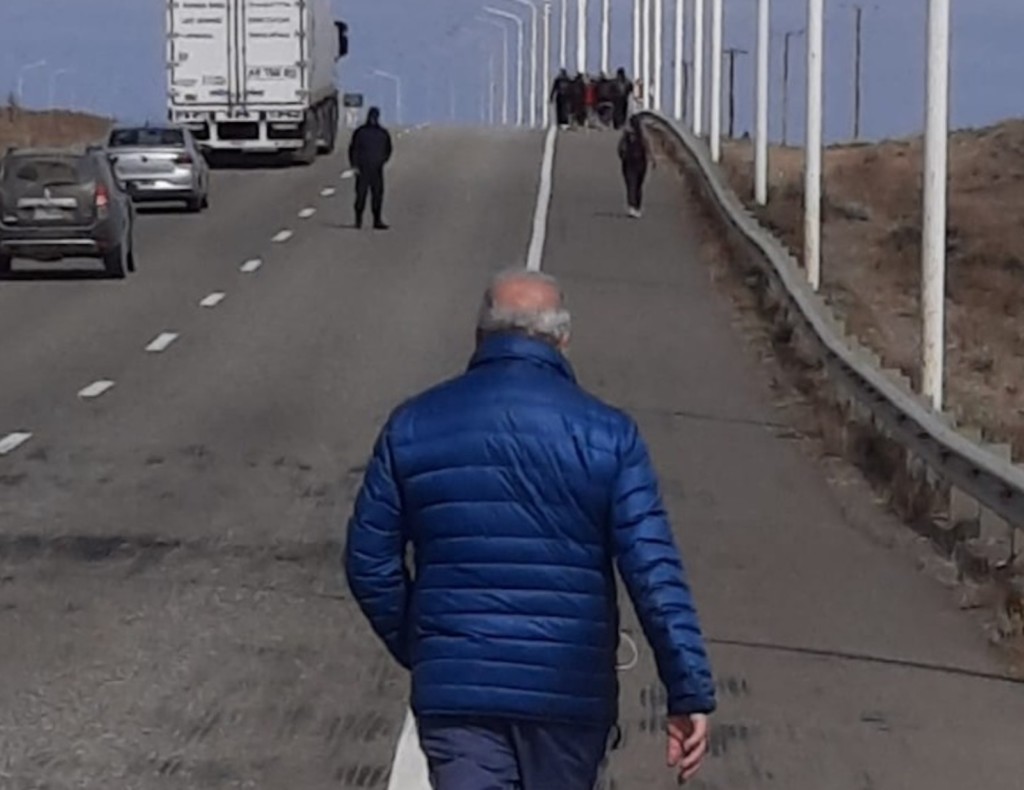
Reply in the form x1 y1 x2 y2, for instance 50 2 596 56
1 156 94 187
108 128 185 147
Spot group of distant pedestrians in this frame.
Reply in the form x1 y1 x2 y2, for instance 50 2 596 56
550 68 637 130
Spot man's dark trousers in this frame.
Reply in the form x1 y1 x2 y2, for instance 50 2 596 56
417 716 609 790
354 166 385 226
622 162 647 210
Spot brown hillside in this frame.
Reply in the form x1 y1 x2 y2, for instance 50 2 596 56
721 122 1024 455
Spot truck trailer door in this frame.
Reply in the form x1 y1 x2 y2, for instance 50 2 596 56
167 0 238 108
238 0 308 106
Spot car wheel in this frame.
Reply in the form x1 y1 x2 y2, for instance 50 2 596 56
186 196 203 213
104 245 127 279
126 244 137 273
201 190 210 209
0 252 12 276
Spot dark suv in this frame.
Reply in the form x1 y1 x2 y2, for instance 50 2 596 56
0 147 136 278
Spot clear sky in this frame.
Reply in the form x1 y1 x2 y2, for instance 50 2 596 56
1 0 1022 142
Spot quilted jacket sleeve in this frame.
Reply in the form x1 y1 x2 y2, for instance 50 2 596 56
611 419 717 715
344 424 411 669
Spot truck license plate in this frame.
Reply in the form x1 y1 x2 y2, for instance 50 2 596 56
33 208 64 221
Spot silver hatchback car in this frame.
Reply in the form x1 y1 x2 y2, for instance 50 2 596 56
106 125 210 212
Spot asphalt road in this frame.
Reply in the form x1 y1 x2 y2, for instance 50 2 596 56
1 126 1022 789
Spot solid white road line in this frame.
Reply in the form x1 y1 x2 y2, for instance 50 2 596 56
240 258 263 273
298 207 317 219
0 432 32 456
526 123 559 273
145 332 179 353
272 229 293 243
385 711 431 790
321 187 337 197
78 380 115 399
199 292 226 308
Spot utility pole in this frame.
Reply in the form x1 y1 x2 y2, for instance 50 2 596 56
723 47 748 139
755 0 770 205
692 0 705 136
781 28 804 146
852 3 863 140
543 2 552 126
922 0 950 410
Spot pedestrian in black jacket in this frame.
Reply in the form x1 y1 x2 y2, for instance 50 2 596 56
550 69 572 128
348 106 393 229
618 114 654 218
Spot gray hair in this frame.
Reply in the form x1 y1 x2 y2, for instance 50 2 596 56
477 268 572 346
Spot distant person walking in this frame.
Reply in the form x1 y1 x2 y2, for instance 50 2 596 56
347 106 393 229
612 68 634 129
346 268 716 789
618 115 653 218
551 69 572 128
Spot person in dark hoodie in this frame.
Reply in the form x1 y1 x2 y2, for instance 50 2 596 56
550 69 572 128
347 106 393 229
618 114 654 218
612 68 634 129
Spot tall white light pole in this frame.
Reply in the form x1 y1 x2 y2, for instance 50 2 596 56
509 0 540 127
653 0 664 110
922 0 950 410
486 7 526 126
692 0 704 135
673 0 685 119
709 0 723 160
543 2 553 125
481 18 511 124
16 59 47 104
577 0 588 74
804 0 824 291
601 0 611 74
633 0 642 85
754 0 770 204
371 69 403 124
642 0 652 108
560 0 569 69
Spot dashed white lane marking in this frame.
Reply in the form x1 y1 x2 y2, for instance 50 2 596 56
272 229 294 243
340 169 355 180
200 292 226 308
526 123 558 273
386 711 431 790
298 207 317 219
78 380 115 399
145 332 179 353
240 258 263 273
0 432 32 456
321 187 336 197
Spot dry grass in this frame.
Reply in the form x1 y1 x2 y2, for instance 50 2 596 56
0 106 112 151
721 122 1024 455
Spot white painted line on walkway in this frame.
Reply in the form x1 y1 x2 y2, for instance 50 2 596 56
272 229 294 243
0 432 32 456
240 258 263 273
78 380 115 399
321 187 336 197
340 169 355 180
386 710 431 790
298 207 317 219
526 123 558 272
199 292 226 308
145 332 179 353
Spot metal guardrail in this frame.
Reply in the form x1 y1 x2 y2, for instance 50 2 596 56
641 111 1024 531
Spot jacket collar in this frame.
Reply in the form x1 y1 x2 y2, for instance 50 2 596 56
469 333 576 382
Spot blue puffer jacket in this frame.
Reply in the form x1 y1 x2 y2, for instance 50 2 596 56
345 333 716 725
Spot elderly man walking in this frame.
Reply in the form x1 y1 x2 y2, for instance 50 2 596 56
345 269 716 789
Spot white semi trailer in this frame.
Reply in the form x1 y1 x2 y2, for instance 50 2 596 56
166 0 349 163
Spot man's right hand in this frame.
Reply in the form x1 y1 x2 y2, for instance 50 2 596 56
666 713 709 784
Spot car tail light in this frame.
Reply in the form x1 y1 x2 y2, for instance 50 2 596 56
95 183 110 217
175 152 193 165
